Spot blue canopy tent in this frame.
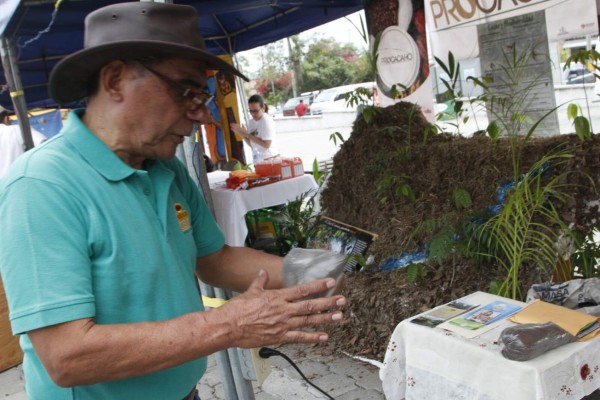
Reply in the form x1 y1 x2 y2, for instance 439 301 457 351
0 0 364 108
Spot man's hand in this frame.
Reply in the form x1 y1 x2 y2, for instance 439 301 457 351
210 269 345 348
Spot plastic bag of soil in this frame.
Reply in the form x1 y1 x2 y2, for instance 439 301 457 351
282 248 346 298
499 322 576 361
526 278 600 317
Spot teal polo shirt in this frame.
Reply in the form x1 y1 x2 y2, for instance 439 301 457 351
0 110 225 400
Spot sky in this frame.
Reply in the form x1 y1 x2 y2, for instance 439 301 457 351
299 10 367 48
237 10 367 76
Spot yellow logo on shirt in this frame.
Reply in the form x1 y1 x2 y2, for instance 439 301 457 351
174 203 191 232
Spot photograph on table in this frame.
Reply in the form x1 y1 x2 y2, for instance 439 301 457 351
411 300 479 328
449 300 523 330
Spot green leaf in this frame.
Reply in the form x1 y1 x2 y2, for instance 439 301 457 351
489 280 501 294
405 263 422 283
429 228 454 262
453 100 463 113
396 183 416 201
435 55 452 78
453 188 472 209
312 158 323 182
486 120 500 140
476 151 575 299
467 76 490 91
329 131 344 146
566 103 579 121
448 51 456 78
574 116 591 140
361 106 381 124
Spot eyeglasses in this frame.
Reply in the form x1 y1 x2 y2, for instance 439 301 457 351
249 108 262 114
138 62 213 106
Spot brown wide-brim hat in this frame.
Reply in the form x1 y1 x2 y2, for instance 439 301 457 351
49 2 248 104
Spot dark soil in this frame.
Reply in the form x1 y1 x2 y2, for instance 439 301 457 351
316 102 600 360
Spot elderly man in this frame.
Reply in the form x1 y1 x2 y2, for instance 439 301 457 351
0 3 345 400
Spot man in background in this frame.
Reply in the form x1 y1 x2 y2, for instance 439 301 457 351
295 99 310 117
0 105 46 178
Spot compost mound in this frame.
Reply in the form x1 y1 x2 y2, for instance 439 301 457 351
317 101 600 360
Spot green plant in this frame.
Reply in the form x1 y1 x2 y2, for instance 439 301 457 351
474 151 575 300
566 103 593 140
562 48 600 136
434 51 488 137
466 43 567 182
374 174 415 204
406 187 495 269
365 102 426 156
311 158 325 183
277 189 319 250
342 85 382 124
453 187 472 209
570 229 600 278
435 52 471 135
329 131 345 146
406 263 425 283
367 31 381 78
428 227 456 262
335 29 382 123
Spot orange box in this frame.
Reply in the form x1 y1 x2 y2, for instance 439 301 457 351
292 157 304 177
271 158 282 177
256 159 278 177
280 158 293 180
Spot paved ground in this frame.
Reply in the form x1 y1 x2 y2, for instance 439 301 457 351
199 344 383 400
0 344 384 399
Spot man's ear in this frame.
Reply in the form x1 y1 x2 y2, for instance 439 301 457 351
98 60 129 101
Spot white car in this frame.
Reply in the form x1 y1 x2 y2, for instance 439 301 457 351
310 82 375 115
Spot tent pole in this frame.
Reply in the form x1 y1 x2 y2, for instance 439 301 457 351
0 36 34 150
176 135 240 400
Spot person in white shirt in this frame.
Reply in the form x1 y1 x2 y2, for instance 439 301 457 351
0 105 46 178
230 94 278 164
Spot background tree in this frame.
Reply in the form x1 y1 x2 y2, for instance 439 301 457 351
240 34 370 108
287 35 304 97
301 37 369 92
256 41 290 106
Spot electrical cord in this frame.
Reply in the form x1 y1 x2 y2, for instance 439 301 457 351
259 347 335 400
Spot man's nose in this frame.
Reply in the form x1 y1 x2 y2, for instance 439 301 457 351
186 104 209 122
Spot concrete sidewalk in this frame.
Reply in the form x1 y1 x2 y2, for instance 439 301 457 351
1 344 384 400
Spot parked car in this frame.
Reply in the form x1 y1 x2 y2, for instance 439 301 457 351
563 63 595 85
281 91 319 117
309 82 375 115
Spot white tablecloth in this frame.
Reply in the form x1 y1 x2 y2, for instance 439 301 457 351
208 173 318 246
380 292 600 400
